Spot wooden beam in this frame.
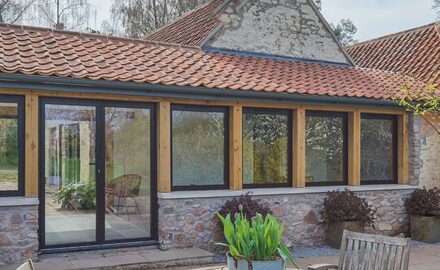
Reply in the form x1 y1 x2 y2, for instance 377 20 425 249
25 94 39 197
157 101 171 192
293 108 306 188
229 105 243 190
397 114 409 184
348 111 361 186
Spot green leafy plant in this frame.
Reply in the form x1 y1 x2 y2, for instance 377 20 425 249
216 209 299 269
54 181 96 210
393 74 439 135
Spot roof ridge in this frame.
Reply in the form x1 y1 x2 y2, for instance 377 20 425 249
0 22 201 51
347 22 438 48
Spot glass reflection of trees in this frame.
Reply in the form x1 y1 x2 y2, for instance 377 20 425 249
0 104 19 191
306 112 346 184
172 108 226 187
361 116 396 182
243 110 289 185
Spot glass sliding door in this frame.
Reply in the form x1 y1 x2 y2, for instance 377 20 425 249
44 103 97 246
41 99 156 249
104 106 152 241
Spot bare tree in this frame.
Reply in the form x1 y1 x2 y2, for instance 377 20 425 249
18 0 96 30
434 0 440 18
0 0 35 23
104 0 208 38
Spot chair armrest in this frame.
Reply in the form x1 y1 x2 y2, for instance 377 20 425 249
308 264 338 270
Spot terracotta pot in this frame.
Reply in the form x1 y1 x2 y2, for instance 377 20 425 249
326 220 363 249
226 252 285 270
410 215 440 243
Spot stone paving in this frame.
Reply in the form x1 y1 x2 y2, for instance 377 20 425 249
169 244 440 270
1 244 439 270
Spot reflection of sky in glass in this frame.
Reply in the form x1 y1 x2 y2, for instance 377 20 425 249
45 104 96 122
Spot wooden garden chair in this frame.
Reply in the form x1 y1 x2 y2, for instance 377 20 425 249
308 230 412 270
16 259 35 270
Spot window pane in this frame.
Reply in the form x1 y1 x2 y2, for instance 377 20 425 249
306 112 346 184
44 104 96 245
172 107 226 187
0 103 19 191
361 115 396 182
105 107 152 240
243 109 289 186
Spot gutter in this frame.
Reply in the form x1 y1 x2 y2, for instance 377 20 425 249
0 73 401 109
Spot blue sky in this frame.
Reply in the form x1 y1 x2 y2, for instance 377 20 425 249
93 0 439 41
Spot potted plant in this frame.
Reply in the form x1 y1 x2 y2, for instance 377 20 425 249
405 187 440 243
322 189 375 248
217 209 299 270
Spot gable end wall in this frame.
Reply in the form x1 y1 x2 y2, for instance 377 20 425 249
206 0 350 64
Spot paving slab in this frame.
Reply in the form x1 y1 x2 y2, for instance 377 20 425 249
0 247 214 270
169 244 440 270
2 244 440 270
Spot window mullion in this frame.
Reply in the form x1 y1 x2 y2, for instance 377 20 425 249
24 95 37 197
157 101 171 193
397 114 409 184
229 105 243 190
293 108 305 188
348 111 361 186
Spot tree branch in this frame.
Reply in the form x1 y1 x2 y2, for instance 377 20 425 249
11 0 37 23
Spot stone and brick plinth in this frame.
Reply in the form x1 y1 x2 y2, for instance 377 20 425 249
0 197 38 265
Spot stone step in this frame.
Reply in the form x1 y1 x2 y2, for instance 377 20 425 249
1 247 214 270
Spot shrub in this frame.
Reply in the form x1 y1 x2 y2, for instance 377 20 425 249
218 193 272 223
322 189 375 227
54 181 96 210
405 187 440 216
217 211 299 267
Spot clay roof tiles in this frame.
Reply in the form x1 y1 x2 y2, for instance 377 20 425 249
347 22 440 84
145 0 224 47
0 23 426 100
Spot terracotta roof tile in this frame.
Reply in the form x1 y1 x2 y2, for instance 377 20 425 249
145 0 224 46
0 23 427 100
347 23 440 84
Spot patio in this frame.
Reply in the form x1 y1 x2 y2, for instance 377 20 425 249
1 243 440 270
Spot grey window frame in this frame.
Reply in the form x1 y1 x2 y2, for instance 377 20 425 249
360 113 398 185
0 95 25 196
242 107 292 188
170 104 229 191
305 110 348 187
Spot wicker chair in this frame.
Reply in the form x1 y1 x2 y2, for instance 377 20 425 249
105 174 142 219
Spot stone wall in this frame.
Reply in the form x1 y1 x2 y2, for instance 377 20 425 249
206 0 350 64
0 203 39 265
158 189 412 251
409 115 440 188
